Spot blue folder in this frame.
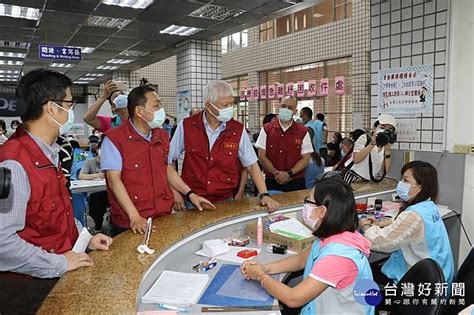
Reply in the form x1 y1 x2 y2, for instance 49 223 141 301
198 264 276 307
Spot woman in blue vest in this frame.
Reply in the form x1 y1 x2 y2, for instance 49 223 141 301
360 161 454 285
241 177 374 314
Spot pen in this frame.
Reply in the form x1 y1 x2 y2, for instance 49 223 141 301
158 303 189 313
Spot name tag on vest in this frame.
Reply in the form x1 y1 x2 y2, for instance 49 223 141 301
224 142 238 150
294 138 302 145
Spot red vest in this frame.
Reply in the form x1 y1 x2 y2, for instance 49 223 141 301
106 120 173 228
263 119 308 180
181 113 243 203
0 127 78 254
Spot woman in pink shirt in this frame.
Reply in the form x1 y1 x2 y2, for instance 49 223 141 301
83 80 129 133
241 177 375 315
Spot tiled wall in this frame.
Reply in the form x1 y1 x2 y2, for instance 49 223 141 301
176 39 221 115
222 0 371 132
370 0 449 151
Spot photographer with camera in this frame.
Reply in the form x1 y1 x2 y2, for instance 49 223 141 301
343 114 397 184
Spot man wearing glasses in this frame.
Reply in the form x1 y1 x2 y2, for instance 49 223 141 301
255 95 313 192
0 69 112 314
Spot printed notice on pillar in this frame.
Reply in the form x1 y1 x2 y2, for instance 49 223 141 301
378 64 433 115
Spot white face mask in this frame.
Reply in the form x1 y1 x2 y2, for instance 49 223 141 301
50 102 74 135
302 204 319 229
142 107 166 129
209 102 234 122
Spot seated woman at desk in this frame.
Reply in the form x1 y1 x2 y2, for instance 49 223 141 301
360 161 454 285
79 141 108 232
241 177 374 315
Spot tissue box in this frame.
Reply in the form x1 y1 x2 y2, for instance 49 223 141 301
246 220 315 253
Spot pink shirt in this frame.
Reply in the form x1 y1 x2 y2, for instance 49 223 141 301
97 115 112 133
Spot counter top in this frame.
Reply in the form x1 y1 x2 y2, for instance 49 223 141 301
38 179 396 314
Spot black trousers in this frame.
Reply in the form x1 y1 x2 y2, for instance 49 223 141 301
88 191 108 230
0 274 58 315
110 224 128 237
265 177 306 193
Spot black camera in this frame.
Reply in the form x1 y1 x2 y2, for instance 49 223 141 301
0 167 11 199
375 129 397 147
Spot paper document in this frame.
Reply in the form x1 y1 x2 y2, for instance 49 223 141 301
72 227 92 253
269 218 313 239
196 246 260 264
437 205 453 218
142 271 209 306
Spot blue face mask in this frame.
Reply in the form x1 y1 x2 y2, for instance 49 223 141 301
396 181 412 201
279 108 293 122
209 102 234 123
50 102 74 135
143 107 166 129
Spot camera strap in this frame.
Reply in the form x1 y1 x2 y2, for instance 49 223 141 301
368 140 386 183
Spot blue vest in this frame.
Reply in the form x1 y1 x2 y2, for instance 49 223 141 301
381 200 454 284
302 239 374 315
306 120 324 152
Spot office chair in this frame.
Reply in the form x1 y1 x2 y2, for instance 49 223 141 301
442 247 474 314
391 258 445 315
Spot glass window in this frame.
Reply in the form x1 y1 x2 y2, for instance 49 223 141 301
276 15 292 37
313 0 334 26
241 30 248 48
294 8 311 32
221 36 228 54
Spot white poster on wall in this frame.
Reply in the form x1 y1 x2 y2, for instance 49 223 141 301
378 65 433 115
395 119 419 142
176 90 191 123
70 123 84 136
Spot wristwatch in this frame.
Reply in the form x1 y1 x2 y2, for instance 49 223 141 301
185 190 196 200
287 170 294 178
259 192 270 200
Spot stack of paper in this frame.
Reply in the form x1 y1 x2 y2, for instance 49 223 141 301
269 218 313 240
142 271 209 306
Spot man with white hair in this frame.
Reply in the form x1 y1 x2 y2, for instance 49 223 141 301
169 80 279 212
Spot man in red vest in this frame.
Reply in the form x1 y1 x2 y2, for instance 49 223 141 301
101 86 214 236
0 69 112 314
169 80 279 212
256 96 313 192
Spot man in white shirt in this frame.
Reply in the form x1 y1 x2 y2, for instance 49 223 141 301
348 114 396 183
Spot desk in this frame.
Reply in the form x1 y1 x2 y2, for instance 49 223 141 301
38 179 397 314
70 179 106 194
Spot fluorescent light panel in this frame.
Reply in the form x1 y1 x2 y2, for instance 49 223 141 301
74 81 89 84
0 70 19 74
85 73 104 77
190 4 244 21
119 49 150 57
86 15 131 29
160 25 202 36
75 46 95 54
101 0 153 9
0 4 41 21
107 58 134 64
50 63 73 68
0 60 23 65
0 51 26 58
96 65 119 70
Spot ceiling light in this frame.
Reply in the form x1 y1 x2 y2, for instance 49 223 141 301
85 73 104 77
0 60 23 65
97 65 119 70
0 78 18 82
0 74 18 78
0 41 30 49
160 25 203 36
107 58 134 64
74 46 95 54
50 63 73 68
101 0 154 9
0 4 41 21
86 15 131 29
0 51 26 58
0 70 19 74
119 49 150 57
74 81 89 85
313 13 324 18
190 4 244 21
78 77 95 81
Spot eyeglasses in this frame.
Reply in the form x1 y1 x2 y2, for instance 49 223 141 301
51 99 77 110
304 197 319 206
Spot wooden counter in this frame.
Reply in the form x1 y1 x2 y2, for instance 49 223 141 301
38 179 396 315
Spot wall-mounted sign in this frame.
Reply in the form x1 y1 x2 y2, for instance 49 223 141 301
246 88 252 100
307 80 317 97
259 86 267 99
39 45 81 61
251 86 259 100
296 81 305 97
335 76 345 95
176 90 191 122
268 84 276 99
239 88 246 101
286 82 295 96
319 78 329 96
277 83 285 98
378 64 433 115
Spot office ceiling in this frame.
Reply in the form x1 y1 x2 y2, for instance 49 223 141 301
0 0 317 85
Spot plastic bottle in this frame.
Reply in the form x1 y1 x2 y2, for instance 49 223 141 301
257 217 263 246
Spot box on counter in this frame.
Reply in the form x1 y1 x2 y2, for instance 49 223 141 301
245 220 315 253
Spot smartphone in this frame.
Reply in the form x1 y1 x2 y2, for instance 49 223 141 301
113 81 128 92
375 199 383 211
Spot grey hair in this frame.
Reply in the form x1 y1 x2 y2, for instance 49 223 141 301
203 80 234 104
